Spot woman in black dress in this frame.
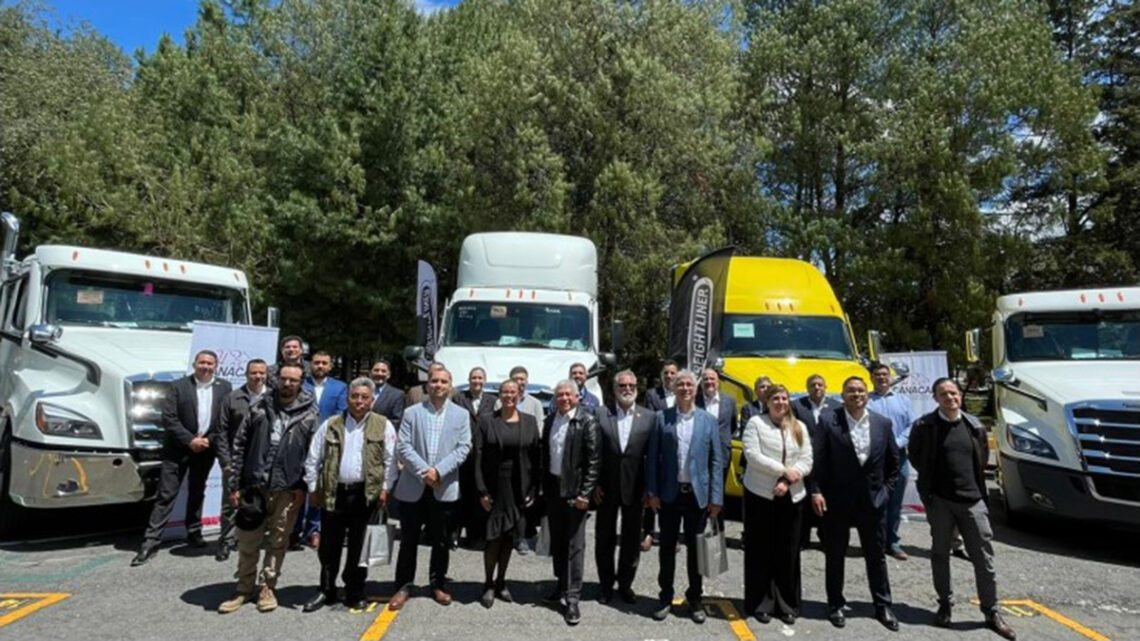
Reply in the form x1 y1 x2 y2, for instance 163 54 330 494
474 379 540 608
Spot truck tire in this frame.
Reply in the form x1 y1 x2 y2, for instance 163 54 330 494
0 423 26 539
996 458 1027 529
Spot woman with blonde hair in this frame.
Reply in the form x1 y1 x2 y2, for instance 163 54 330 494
741 384 813 624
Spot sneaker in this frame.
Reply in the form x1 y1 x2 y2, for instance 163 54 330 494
217 593 249 614
256 586 278 612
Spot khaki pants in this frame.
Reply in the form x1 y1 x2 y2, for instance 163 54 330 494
235 489 302 594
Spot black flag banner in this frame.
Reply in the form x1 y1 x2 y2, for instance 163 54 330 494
667 246 735 372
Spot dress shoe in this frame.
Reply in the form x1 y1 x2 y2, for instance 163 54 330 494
131 542 159 567
690 605 706 623
618 586 637 604
599 587 614 605
480 586 495 609
302 592 335 613
387 589 410 611
876 606 900 631
495 584 514 603
308 532 321 549
889 545 909 560
777 612 796 625
288 534 303 551
256 586 278 612
935 603 952 627
186 533 207 548
986 612 1017 640
951 545 970 560
754 611 772 624
214 545 231 562
542 588 563 604
431 587 452 606
344 597 368 611
652 601 671 621
828 608 847 628
217 593 249 614
564 602 581 626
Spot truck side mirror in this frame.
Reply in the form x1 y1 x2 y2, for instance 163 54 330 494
597 352 617 369
266 306 280 328
28 323 61 344
867 329 884 361
403 345 424 362
611 319 624 354
965 328 981 363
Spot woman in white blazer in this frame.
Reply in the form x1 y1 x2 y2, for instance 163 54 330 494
741 384 813 624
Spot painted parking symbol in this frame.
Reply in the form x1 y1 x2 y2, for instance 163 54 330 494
973 598 1111 641
0 593 69 627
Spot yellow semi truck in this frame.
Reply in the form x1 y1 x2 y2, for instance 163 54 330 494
672 256 878 499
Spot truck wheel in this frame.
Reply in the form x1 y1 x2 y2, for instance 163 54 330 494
0 424 26 539
996 459 1027 529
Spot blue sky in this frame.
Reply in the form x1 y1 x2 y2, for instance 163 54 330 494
34 0 461 55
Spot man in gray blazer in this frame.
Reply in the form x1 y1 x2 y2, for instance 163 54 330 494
389 366 472 611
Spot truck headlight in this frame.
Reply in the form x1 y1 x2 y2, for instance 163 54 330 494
36 403 102 439
1006 424 1057 459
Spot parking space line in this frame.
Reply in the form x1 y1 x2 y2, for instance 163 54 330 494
359 599 399 641
711 599 756 641
0 593 69 627
1005 600 1110 641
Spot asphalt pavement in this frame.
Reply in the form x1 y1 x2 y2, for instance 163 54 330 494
2 490 1138 641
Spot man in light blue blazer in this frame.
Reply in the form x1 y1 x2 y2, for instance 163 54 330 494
646 369 724 624
389 366 471 611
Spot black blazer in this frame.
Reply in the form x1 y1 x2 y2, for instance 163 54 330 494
645 386 670 412
454 390 497 424
371 384 405 424
541 409 602 500
697 393 738 468
596 403 656 506
792 396 842 441
811 406 899 513
163 375 233 454
473 411 541 506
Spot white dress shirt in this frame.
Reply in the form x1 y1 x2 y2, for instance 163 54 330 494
615 405 634 452
665 392 676 408
703 393 720 420
304 413 369 492
676 409 695 483
847 410 872 465
809 397 826 423
312 377 326 405
472 394 483 413
549 408 576 477
195 378 214 436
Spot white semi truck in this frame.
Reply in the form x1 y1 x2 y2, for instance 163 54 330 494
0 212 256 536
967 287 1140 526
406 232 617 408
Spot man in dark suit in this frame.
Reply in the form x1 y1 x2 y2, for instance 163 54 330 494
369 358 405 424
454 366 497 547
133 349 233 566
739 375 773 425
593 370 655 605
267 334 310 389
644 359 679 412
793 373 840 547
569 362 602 412
811 375 900 631
292 350 349 550
696 367 738 480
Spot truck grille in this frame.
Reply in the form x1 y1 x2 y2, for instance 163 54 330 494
1070 402 1140 480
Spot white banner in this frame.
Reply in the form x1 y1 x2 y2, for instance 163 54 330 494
164 322 278 539
881 350 949 519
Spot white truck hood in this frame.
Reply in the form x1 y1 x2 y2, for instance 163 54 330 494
55 327 192 379
1007 361 1140 405
433 346 598 394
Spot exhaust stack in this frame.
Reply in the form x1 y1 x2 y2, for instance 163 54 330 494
1 212 20 281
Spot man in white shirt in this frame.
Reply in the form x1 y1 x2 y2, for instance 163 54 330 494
301 378 390 613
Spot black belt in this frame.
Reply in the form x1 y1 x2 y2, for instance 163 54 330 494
679 483 693 494
337 482 364 491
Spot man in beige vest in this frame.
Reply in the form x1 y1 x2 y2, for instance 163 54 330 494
300 377 391 612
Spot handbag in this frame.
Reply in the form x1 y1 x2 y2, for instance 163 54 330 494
696 518 729 578
359 507 396 568
534 515 552 557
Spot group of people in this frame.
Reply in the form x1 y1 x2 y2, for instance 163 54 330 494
129 335 1015 639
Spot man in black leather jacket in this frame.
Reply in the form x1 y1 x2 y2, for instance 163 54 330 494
540 379 601 626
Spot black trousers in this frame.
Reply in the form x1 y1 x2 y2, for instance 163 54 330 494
744 490 803 616
545 475 589 605
657 490 707 606
143 448 215 543
396 492 455 591
594 497 643 592
217 469 237 548
319 484 373 600
822 504 892 609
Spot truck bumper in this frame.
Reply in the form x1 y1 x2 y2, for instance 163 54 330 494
8 439 161 508
1001 453 1140 526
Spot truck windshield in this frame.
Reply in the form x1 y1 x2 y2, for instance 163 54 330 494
720 314 856 360
44 270 248 330
443 302 590 351
1005 310 1140 361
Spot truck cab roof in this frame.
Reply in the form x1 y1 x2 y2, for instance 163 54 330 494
28 245 249 290
457 232 597 297
996 287 1139 316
